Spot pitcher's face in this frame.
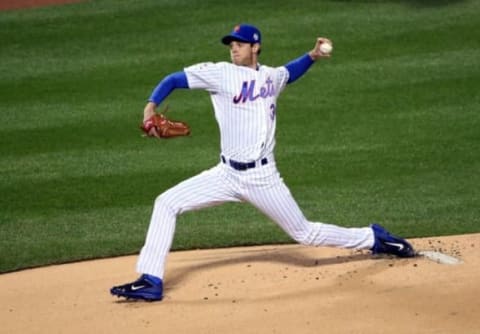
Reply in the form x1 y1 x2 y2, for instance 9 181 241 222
229 41 259 68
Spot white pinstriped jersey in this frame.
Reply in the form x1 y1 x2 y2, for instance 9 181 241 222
136 58 375 280
184 62 290 162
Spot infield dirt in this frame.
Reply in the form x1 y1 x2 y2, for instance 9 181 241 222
1 233 480 334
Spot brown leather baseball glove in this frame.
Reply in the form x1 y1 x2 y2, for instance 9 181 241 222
140 106 190 138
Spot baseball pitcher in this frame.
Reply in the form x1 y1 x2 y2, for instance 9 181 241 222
111 24 415 302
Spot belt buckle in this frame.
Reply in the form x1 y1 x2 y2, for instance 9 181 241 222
236 162 248 171
229 159 249 171
221 155 268 171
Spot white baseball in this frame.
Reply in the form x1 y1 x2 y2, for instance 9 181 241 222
319 42 333 54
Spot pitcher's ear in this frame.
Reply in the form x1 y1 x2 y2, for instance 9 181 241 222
252 43 261 55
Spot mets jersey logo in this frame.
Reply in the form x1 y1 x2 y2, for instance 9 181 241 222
233 78 276 104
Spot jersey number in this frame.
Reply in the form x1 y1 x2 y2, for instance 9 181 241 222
270 103 276 120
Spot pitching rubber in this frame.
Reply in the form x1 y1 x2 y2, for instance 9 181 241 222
418 250 463 265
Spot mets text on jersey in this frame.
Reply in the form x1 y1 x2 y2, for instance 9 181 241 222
233 78 275 104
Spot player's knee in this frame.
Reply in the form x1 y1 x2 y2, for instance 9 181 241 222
289 225 316 246
154 194 178 216
291 232 313 246
295 236 315 246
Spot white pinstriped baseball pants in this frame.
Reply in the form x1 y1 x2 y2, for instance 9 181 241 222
137 157 374 279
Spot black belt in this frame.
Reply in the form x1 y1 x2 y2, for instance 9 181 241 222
221 155 268 171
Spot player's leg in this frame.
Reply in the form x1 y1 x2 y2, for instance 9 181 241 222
111 165 240 300
244 175 374 249
136 165 241 278
244 174 414 257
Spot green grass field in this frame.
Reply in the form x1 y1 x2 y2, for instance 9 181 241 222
1 0 479 273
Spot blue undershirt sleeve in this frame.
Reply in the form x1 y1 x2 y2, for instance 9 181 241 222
285 53 315 84
148 71 189 105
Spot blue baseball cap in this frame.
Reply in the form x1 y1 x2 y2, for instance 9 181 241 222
221 24 261 45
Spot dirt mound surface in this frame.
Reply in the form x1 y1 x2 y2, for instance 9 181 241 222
1 234 479 334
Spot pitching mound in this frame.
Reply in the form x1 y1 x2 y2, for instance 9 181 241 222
1 233 479 334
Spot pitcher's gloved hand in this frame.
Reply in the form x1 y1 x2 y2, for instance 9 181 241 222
140 106 190 138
